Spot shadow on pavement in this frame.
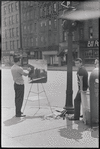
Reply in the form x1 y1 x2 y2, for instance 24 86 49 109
58 122 83 141
58 119 99 140
3 109 45 127
3 116 24 126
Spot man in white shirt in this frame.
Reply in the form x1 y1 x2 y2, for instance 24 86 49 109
11 56 30 117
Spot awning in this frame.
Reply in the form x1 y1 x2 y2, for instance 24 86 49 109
57 48 68 57
57 48 78 57
42 51 58 55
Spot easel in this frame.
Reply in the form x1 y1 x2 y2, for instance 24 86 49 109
22 83 54 116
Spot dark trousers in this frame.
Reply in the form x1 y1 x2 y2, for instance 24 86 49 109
74 90 81 119
14 83 24 116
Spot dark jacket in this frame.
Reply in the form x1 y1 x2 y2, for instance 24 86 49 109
77 66 88 91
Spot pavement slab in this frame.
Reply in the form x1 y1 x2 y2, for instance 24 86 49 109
2 106 99 147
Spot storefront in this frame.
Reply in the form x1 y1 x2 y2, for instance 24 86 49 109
27 47 42 59
2 51 10 65
42 50 58 66
79 39 99 64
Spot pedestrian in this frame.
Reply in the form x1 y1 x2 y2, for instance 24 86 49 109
94 57 99 68
68 58 88 120
11 55 31 117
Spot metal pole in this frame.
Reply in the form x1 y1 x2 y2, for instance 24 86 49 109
64 20 74 114
63 2 74 114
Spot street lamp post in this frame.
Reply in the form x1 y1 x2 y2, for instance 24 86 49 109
58 0 100 119
64 19 74 113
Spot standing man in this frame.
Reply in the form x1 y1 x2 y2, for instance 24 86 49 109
94 57 99 68
11 56 30 117
69 58 88 120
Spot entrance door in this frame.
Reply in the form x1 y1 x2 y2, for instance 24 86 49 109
50 56 53 65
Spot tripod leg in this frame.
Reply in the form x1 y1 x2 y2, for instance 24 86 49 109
23 83 33 113
41 83 53 114
37 83 40 109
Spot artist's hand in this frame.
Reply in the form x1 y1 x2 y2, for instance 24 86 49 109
27 67 31 72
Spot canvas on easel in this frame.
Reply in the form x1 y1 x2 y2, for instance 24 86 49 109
28 59 47 83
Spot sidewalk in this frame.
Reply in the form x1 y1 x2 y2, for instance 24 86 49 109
2 106 99 147
47 64 95 72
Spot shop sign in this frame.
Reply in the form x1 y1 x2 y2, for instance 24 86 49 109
80 39 99 48
87 40 99 48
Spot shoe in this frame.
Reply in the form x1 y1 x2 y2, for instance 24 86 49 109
68 116 79 121
16 114 26 117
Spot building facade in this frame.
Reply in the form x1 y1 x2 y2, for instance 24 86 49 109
1 1 20 64
1 1 99 65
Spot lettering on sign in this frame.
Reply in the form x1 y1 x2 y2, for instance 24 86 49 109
87 40 99 48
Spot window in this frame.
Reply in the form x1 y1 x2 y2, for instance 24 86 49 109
34 9 37 18
4 18 7 26
5 29 7 38
49 6 51 14
12 16 14 24
79 28 84 40
4 6 7 14
5 42 8 50
63 31 67 41
23 13 26 21
89 27 93 39
23 25 26 32
17 40 20 49
23 1 26 8
27 38 30 47
27 12 29 20
10 41 13 50
11 3 13 12
12 28 14 37
12 41 14 50
30 37 34 46
40 22 43 27
54 3 57 12
40 8 42 17
30 24 33 33
36 37 38 46
27 25 30 32
44 36 46 44
14 40 16 49
30 1 33 6
49 20 51 30
30 11 33 20
7 29 9 38
24 38 27 47
44 7 46 16
34 23 37 31
27 1 30 6
44 22 46 26
15 2 19 10
8 4 11 13
54 19 57 28
16 27 19 37
16 14 19 23
41 36 44 43
9 29 11 37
